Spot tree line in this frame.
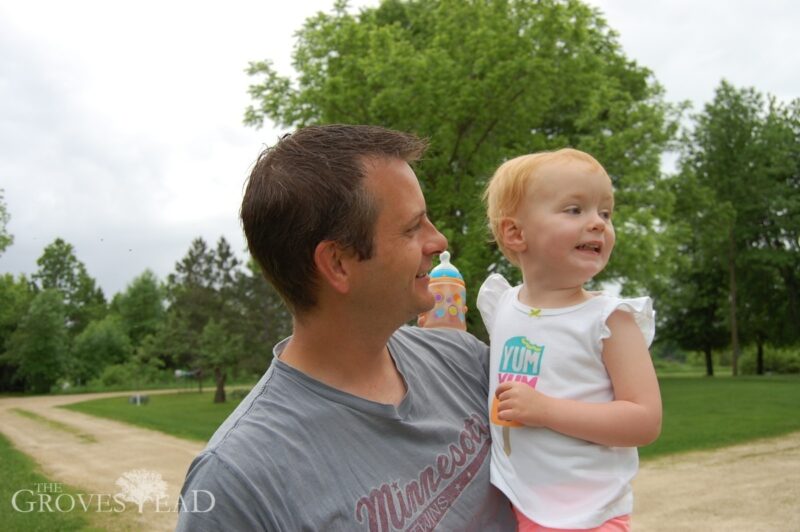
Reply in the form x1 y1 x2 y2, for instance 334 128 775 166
0 236 290 400
1 0 798 396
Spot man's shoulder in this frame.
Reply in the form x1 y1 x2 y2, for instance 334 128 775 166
394 324 485 347
202 364 308 456
394 325 485 359
391 326 489 388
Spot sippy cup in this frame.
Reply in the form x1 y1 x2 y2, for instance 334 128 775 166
420 251 467 331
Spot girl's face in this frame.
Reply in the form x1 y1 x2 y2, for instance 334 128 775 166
513 159 615 287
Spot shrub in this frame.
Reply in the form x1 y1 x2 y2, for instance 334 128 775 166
739 345 800 374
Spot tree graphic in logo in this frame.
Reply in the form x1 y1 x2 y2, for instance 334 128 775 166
115 469 168 513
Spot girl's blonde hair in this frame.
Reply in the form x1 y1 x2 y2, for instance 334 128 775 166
484 148 609 266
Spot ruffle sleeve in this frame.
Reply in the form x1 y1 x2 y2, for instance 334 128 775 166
599 296 655 347
477 273 512 335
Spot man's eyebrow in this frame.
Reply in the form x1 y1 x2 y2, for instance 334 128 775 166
403 209 428 226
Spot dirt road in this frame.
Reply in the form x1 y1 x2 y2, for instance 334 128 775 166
0 391 203 531
1 391 798 531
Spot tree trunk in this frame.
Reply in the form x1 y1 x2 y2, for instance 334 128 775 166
704 345 715 377
214 367 226 403
756 337 764 375
728 234 741 376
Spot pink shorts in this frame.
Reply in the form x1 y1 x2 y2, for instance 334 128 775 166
513 507 631 532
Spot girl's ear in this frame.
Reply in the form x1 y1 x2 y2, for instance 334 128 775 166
499 217 527 253
313 240 352 295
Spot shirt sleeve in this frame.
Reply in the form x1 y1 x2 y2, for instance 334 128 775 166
176 451 278 532
599 296 655 347
477 273 512 335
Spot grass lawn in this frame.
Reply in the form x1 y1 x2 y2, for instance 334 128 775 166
0 432 94 532
62 377 800 459
640 375 800 459
62 390 245 442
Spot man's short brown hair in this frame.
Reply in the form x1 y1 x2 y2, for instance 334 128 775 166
241 124 428 314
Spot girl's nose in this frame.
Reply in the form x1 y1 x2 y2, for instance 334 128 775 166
588 213 607 231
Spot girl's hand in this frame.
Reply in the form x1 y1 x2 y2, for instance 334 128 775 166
495 381 550 427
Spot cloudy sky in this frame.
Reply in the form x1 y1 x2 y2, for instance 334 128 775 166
1 0 798 297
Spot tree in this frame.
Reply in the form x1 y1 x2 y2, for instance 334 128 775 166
234 259 292 373
111 270 165 349
70 316 132 385
652 175 729 376
0 189 12 256
32 238 106 335
0 274 35 391
678 81 800 374
162 236 253 400
244 0 678 335
199 319 243 403
1 290 69 393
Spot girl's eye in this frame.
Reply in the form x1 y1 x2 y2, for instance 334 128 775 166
600 211 612 220
565 207 581 214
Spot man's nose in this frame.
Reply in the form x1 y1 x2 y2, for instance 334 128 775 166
426 223 448 255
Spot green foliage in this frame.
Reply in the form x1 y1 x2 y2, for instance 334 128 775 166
199 318 244 403
1 290 69 393
153 236 288 401
32 238 107 336
661 81 800 374
0 274 34 391
88 361 165 389
63 391 246 442
110 269 165 348
641 376 800 459
244 0 679 336
69 316 132 385
235 259 291 374
0 432 91 531
739 346 800 375
0 188 12 255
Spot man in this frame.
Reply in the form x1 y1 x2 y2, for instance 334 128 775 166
176 124 514 531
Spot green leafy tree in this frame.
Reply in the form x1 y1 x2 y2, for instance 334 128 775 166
678 81 800 374
111 270 165 349
69 316 132 385
161 236 253 399
1 290 68 393
199 318 243 403
653 174 730 376
0 274 35 391
32 238 106 335
166 237 219 348
234 259 292 373
0 189 12 255
244 0 679 335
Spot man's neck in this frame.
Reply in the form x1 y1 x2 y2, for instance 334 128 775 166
278 312 407 405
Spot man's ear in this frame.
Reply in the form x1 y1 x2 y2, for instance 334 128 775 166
499 217 527 253
313 240 352 295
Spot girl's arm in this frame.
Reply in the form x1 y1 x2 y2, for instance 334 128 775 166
495 309 662 447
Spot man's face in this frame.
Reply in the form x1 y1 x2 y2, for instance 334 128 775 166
350 157 448 324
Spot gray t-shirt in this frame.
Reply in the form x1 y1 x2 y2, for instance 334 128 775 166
176 326 515 531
